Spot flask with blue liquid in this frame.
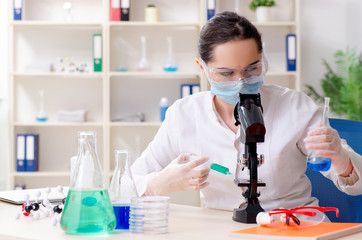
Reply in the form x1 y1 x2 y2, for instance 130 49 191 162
306 97 332 171
109 150 138 230
36 90 48 122
163 37 178 72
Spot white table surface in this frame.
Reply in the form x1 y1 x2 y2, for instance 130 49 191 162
1 201 362 240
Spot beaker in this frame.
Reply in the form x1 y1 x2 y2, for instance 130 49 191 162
109 150 138 230
60 131 116 235
306 97 332 171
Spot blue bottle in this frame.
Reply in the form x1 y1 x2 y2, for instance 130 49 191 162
160 97 169 122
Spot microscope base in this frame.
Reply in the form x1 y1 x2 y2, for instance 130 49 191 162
232 200 264 223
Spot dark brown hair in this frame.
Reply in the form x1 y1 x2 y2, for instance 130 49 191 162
198 11 263 64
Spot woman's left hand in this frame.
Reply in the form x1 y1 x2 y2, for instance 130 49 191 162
303 122 352 175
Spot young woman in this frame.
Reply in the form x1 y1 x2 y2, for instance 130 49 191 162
131 11 361 212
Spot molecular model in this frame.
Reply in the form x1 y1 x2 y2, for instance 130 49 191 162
15 185 67 226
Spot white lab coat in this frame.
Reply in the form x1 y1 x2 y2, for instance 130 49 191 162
131 84 362 211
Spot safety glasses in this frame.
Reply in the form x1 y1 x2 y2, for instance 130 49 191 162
196 53 268 88
258 206 339 229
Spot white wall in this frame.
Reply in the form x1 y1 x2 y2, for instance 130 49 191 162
0 1 361 189
300 0 362 94
0 0 9 190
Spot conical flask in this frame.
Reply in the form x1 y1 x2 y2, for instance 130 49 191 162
60 131 116 235
307 97 332 171
163 37 178 72
109 150 138 230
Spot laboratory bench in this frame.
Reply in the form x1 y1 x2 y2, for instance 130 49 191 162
1 201 362 240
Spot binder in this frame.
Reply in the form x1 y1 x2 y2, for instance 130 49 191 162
286 34 296 71
191 84 200 94
16 134 26 172
25 134 39 172
180 84 201 98
93 34 102 72
13 0 23 21
121 0 130 21
207 0 216 20
110 0 121 21
181 84 191 98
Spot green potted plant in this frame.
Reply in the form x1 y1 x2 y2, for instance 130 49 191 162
305 47 362 121
249 0 276 22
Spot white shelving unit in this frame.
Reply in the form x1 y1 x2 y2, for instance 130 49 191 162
7 0 300 190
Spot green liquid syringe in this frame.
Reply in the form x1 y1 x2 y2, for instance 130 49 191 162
210 163 232 175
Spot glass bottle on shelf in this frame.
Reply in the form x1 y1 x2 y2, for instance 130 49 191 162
109 150 138 230
306 97 332 171
163 37 178 72
136 36 151 72
60 131 116 235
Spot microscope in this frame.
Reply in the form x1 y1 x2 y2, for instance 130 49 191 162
233 93 266 223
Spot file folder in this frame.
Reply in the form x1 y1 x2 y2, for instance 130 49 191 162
110 0 121 21
93 34 102 72
13 0 23 21
286 34 296 71
16 134 26 172
25 134 39 172
207 0 216 20
121 0 130 21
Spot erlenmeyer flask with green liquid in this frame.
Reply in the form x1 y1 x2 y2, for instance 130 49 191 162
60 131 116 235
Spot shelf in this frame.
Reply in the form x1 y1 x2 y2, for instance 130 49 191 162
109 71 200 78
8 0 300 190
109 22 200 28
12 171 70 177
11 21 102 28
13 122 103 127
110 122 162 127
267 71 297 77
12 72 103 78
109 71 294 78
252 21 296 27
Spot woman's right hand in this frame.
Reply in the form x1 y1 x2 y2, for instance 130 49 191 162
145 154 210 196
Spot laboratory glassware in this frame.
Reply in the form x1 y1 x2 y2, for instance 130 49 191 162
35 90 48 122
306 97 332 171
109 150 138 230
163 37 178 72
130 196 170 234
136 36 151 71
63 2 73 22
60 131 116 235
